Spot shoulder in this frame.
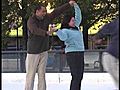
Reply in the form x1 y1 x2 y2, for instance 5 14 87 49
28 15 35 22
57 28 70 34
61 28 70 32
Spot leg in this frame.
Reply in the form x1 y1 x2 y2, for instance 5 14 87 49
66 52 84 90
37 51 48 90
25 54 41 90
102 52 119 88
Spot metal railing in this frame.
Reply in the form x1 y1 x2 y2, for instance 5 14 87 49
2 50 105 73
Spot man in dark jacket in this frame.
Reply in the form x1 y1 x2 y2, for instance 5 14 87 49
92 17 119 89
25 1 76 90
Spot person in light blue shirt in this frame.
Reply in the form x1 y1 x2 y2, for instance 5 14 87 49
56 3 84 54
50 3 84 90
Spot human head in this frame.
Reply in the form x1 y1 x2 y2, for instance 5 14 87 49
61 14 75 29
34 3 47 19
68 17 75 27
61 6 75 29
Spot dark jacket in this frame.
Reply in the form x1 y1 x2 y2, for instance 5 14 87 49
27 3 71 54
94 17 119 59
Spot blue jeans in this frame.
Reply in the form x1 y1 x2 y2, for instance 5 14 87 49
66 51 84 90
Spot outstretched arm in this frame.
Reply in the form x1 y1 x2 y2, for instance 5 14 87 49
48 1 76 20
92 18 119 40
74 3 82 27
56 29 68 41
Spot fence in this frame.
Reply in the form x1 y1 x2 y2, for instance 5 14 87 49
2 50 105 73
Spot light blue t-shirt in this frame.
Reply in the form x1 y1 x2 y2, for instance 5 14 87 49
56 3 84 53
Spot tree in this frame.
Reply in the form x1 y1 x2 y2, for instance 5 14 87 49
78 0 119 49
2 0 119 50
2 0 22 49
45 0 119 49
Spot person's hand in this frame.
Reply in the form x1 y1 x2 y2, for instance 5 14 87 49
94 39 103 45
47 25 57 35
50 26 57 32
46 31 53 35
91 36 103 44
69 0 76 6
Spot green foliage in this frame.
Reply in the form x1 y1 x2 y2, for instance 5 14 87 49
2 0 119 49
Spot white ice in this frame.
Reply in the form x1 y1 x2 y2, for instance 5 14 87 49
2 73 118 90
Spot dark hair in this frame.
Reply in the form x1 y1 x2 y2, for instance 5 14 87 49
34 3 44 13
69 0 77 1
61 14 74 29
60 6 75 29
61 13 79 30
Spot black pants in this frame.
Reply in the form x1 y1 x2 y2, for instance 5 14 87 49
66 51 84 90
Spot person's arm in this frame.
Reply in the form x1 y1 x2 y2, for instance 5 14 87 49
91 25 109 44
74 3 82 27
27 17 52 36
92 18 119 43
56 29 68 41
93 18 118 40
48 1 75 20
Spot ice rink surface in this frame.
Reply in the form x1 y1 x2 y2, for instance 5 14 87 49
2 73 118 90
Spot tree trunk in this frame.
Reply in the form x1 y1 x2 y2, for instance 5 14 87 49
22 18 27 50
21 0 28 72
21 0 28 50
83 25 88 49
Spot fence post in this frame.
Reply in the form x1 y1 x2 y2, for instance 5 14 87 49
20 52 26 73
99 51 104 72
